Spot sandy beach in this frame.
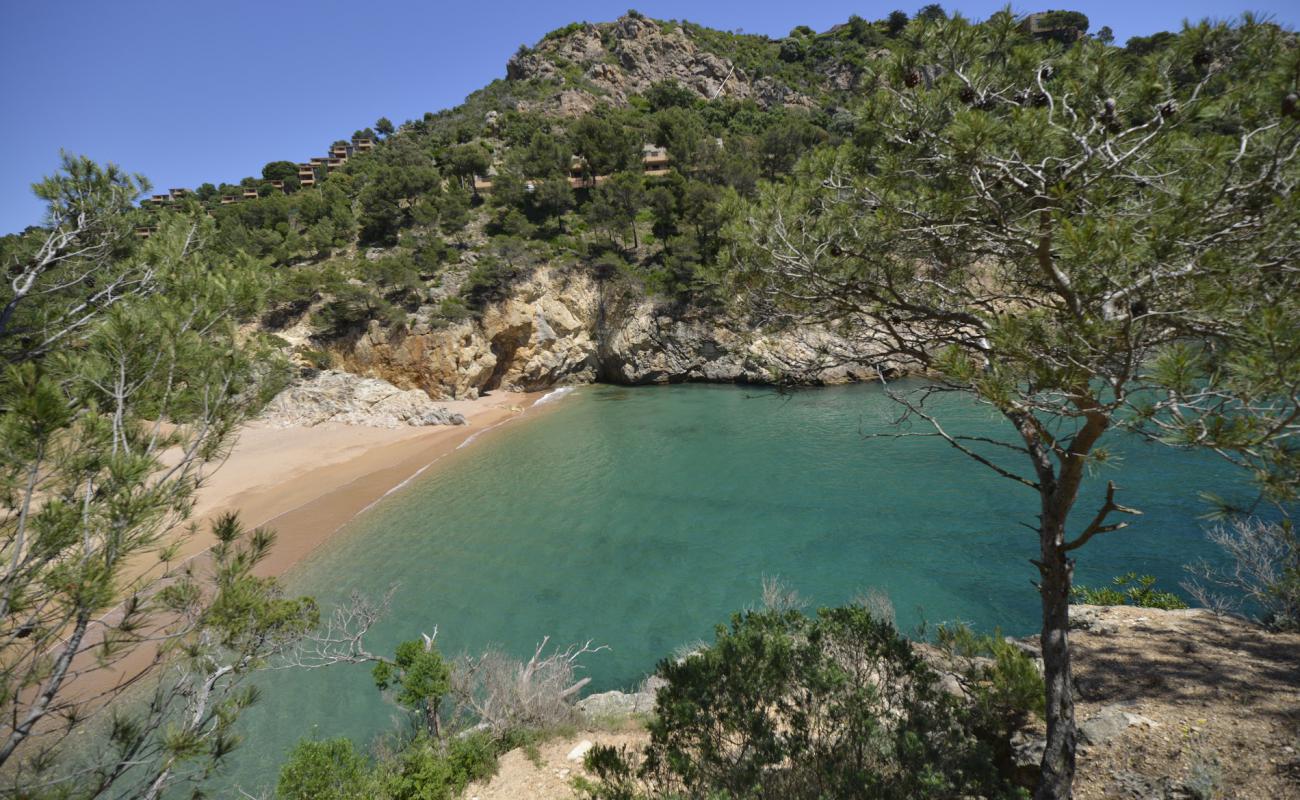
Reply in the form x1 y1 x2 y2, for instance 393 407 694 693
181 389 545 578
35 388 550 742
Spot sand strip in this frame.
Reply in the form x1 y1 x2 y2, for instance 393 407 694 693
183 390 545 577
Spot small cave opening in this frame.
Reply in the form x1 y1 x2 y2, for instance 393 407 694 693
482 331 523 392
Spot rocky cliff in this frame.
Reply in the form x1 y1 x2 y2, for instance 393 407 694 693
507 15 815 117
341 266 896 399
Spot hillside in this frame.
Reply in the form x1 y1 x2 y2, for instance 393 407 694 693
0 9 1128 400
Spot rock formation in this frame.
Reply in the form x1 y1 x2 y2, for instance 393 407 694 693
344 267 896 399
261 369 467 428
507 15 815 116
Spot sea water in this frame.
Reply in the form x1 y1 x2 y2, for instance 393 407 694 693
221 381 1245 792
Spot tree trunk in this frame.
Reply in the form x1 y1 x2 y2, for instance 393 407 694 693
1035 512 1077 800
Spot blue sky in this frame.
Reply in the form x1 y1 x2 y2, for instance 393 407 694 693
2 0 1296 234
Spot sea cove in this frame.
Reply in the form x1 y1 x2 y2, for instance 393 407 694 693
224 381 1240 791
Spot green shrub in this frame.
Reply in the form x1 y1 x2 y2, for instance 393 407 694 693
933 623 1044 780
1072 573 1188 610
373 733 499 800
583 606 1022 799
295 346 334 370
313 284 408 337
935 624 1044 723
276 737 370 800
433 296 473 325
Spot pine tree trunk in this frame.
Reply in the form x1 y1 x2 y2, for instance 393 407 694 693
1035 512 1077 800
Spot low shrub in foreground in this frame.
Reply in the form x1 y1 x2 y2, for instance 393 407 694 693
276 732 499 800
581 605 1026 800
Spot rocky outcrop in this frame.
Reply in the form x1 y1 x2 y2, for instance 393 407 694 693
261 370 466 428
508 15 814 116
347 267 897 400
576 676 666 718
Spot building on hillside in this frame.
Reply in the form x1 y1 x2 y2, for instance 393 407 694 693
330 144 350 160
134 226 156 239
309 157 327 166
352 138 374 152
326 158 346 172
472 175 494 193
269 180 285 190
220 195 239 204
642 145 669 170
1019 12 1088 42
148 194 171 206
242 188 259 199
168 188 188 200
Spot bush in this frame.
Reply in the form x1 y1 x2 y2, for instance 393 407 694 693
276 737 369 800
1184 519 1300 631
582 606 1021 799
933 623 1044 779
295 346 334 370
279 732 500 800
433 296 473 325
313 284 407 338
1072 573 1189 610
373 733 499 800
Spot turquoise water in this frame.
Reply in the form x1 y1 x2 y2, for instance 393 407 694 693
224 381 1243 792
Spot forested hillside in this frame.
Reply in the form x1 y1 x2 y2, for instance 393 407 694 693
1 7 1117 396
3 7 1297 800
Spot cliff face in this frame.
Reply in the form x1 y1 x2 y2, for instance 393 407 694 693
343 267 892 399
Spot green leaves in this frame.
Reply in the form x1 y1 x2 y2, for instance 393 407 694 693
637 605 1017 799
1071 572 1189 610
373 638 452 736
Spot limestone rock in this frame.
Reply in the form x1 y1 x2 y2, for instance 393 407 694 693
346 267 899 399
566 740 594 762
1079 704 1159 745
261 370 466 428
576 676 662 719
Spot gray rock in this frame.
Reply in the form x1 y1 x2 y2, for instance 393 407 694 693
1010 730 1046 789
1079 704 1158 745
261 370 466 428
576 690 640 717
508 14 818 116
576 676 664 719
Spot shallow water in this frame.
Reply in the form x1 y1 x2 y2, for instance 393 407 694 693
222 381 1244 792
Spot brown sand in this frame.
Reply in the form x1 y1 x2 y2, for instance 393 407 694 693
176 390 542 577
